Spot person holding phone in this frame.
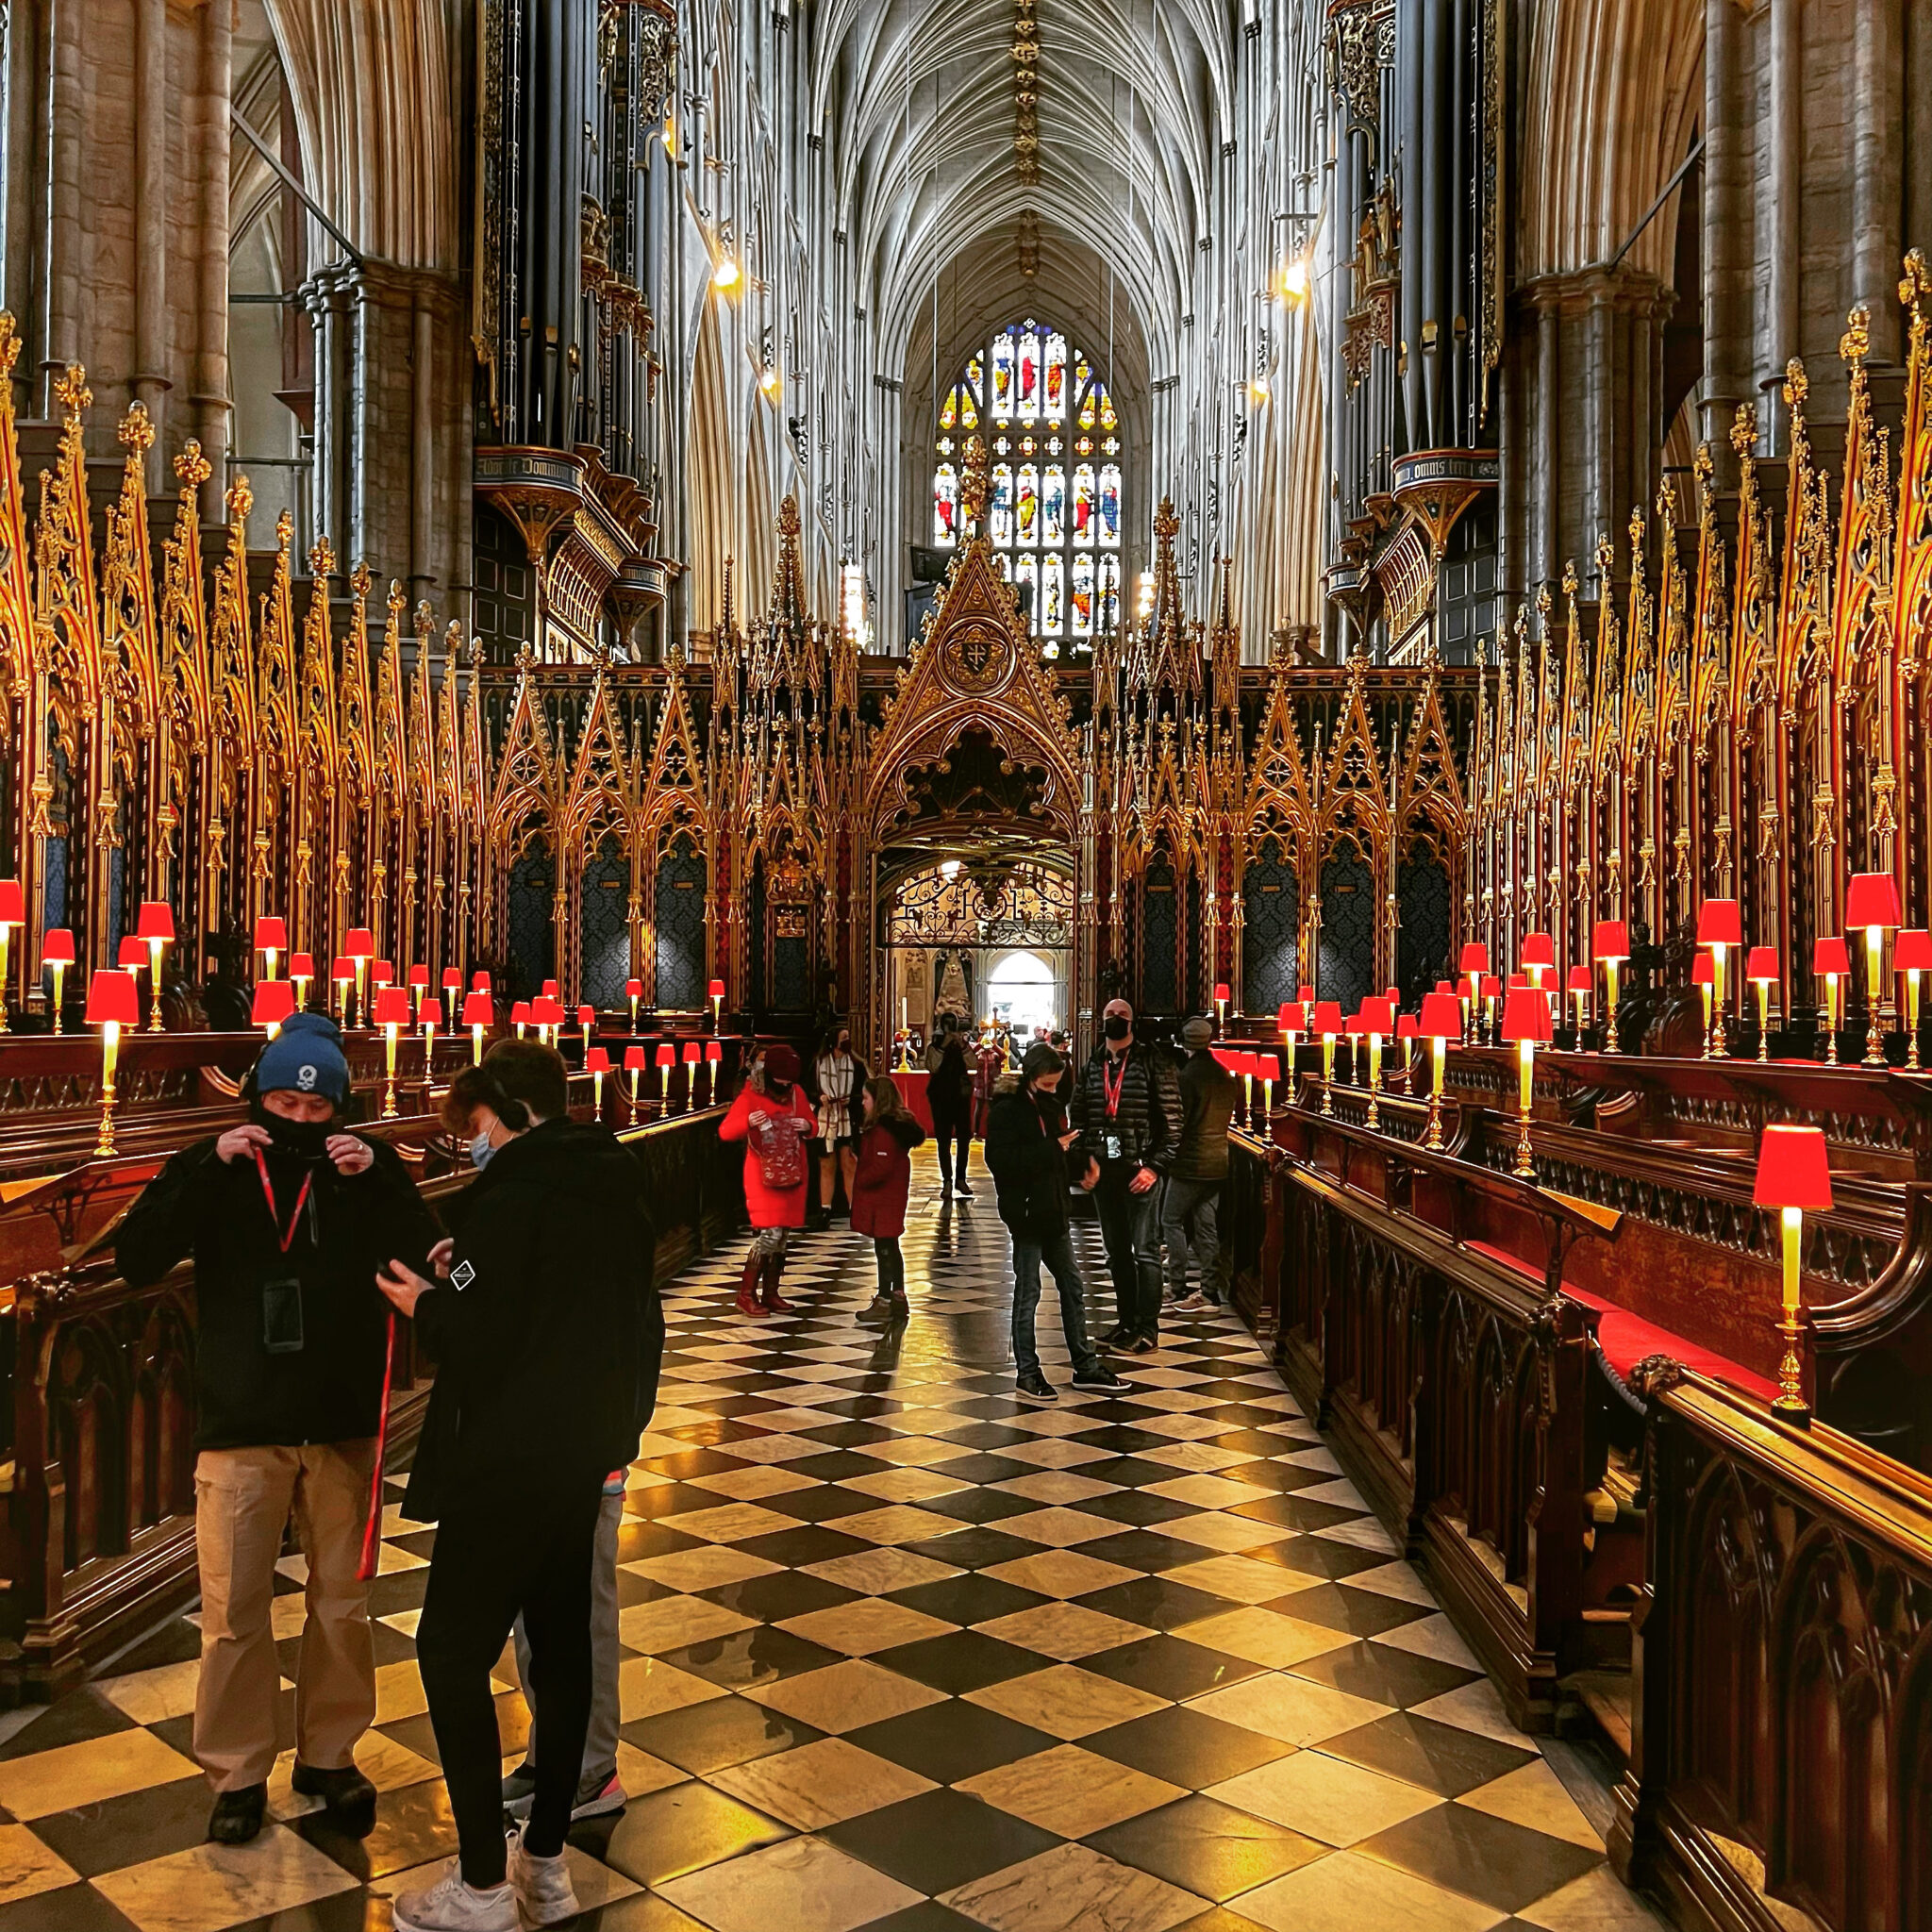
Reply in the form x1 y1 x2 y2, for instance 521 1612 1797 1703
985 1043 1130 1403
117 1011 439 1847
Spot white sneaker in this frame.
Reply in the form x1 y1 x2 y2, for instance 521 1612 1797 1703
391 1859 518 1932
508 1828 580 1928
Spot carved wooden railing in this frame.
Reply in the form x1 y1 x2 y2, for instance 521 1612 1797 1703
1611 1370 1932 1932
0 1102 743 1705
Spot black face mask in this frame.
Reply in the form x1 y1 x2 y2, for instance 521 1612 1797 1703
1104 1015 1131 1041
257 1108 331 1161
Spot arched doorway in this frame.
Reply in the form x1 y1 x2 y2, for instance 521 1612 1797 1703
988 949 1061 1037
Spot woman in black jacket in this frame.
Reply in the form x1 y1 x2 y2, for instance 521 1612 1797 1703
984 1043 1129 1404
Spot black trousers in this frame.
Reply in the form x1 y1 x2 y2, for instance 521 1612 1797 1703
416 1478 605 1887
933 1115 971 1189
873 1235 905 1296
1094 1161 1164 1340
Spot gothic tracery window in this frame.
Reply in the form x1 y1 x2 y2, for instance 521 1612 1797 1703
932 321 1123 658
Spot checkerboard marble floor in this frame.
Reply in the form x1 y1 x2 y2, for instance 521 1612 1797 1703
0 1147 1666 1932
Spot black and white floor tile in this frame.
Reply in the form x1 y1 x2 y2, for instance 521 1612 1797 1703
0 1148 1665 1931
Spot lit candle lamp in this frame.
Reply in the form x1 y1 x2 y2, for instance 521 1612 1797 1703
331 956 355 1022
1592 922 1628 1055
86 968 139 1155
1754 1123 1833 1423
578 1005 596 1058
1813 935 1849 1065
625 1044 646 1111
118 936 149 1020
656 1040 676 1108
42 927 75 1032
541 979 559 1001
1457 973 1475 1041
442 967 464 1013
1346 1013 1366 1086
1566 963 1592 1038
408 962 430 1018
1214 981 1231 1034
254 915 287 984
704 1038 723 1101
251 977 295 1040
291 952 316 1012
1521 933 1556 1024
1259 1045 1279 1119
1395 1012 1419 1090
372 958 394 1007
1844 872 1903 1067
419 996 442 1074
1457 943 1489 1041
1500 983 1552 1179
1359 997 1394 1130
374 986 411 1118
462 989 493 1064
511 999 531 1040
1313 1000 1343 1116
0 878 22 1033
625 977 642 1032
1419 990 1461 1149
710 977 726 1031
344 927 375 1025
1277 1001 1305 1101
1695 898 1742 1058
1746 945 1780 1062
1896 929 1932 1072
1691 952 1715 1054
1481 974 1502 1044
586 1046 610 1117
534 996 564 1046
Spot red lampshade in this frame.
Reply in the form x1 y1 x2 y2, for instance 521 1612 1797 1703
1592 921 1629 962
1395 1013 1419 1041
117 936 146 970
1521 932 1556 970
472 971 492 992
85 969 139 1026
345 927 375 958
408 963 430 988
251 979 295 1028
1212 1050 1237 1074
625 978 643 998
541 979 559 999
1435 979 1454 995
656 1042 676 1068
254 915 288 952
1344 1015 1364 1037
1359 997 1395 1036
0 879 23 925
1565 964 1592 992
533 997 565 1026
1844 872 1903 932
1257 1049 1282 1080
1754 1124 1833 1211
1213 982 1231 1003
291 952 315 978
1691 954 1714 986
1419 991 1461 1038
1481 974 1502 998
1457 974 1474 999
372 958 394 986
1507 971 1528 991
1896 929 1932 974
1278 1002 1306 1033
374 987 411 1027
136 901 175 942
1695 898 1742 948
442 967 463 991
624 1046 646 1072
330 955 354 982
705 1041 723 1062
419 998 443 1028
577 1006 595 1029
510 999 532 1024
1458 942 1490 974
461 991 493 1027
1501 985 1554 1043
1385 986 1399 1008
1813 936 1851 976
1298 983 1315 1003
683 1041 701 1063
585 1047 610 1074
1312 1000 1344 1038
708 978 726 998
42 927 75 966
1746 945 1781 983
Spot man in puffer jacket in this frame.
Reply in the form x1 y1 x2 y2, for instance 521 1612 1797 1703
1068 998 1181 1351
986 1045 1131 1403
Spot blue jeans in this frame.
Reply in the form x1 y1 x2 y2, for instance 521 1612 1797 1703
1011 1228 1101 1379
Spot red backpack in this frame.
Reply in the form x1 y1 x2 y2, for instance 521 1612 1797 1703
750 1101 807 1191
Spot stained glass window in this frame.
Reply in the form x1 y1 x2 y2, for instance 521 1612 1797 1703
931 319 1124 657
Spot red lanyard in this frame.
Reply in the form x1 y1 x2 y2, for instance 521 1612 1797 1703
252 1148 315 1254
1101 1054 1127 1120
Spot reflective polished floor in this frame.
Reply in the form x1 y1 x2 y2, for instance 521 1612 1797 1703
0 1148 1664 1931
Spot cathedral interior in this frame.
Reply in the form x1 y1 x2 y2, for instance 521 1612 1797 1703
0 1 1928 1928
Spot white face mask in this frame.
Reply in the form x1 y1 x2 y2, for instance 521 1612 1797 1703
470 1112 501 1171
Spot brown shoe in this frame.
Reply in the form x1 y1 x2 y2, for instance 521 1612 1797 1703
758 1255 795 1314
736 1256 762 1317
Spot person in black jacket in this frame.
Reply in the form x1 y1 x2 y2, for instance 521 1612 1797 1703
985 1044 1130 1404
1163 1017 1239 1312
375 1041 658 1932
1069 998 1182 1352
116 1010 440 1847
925 1012 977 1197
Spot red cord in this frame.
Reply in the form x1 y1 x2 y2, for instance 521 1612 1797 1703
358 1310 397 1581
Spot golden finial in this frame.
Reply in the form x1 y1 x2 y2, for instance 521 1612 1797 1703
1840 304 1871 368
776 493 801 541
960 437 990 525
0 313 19 384
1902 248 1930 308
1627 503 1645 550
1782 358 1808 410
1656 475 1677 523
275 507 294 550
175 440 212 491
226 475 254 522
1560 558 1578 601
388 579 408 621
1595 531 1615 582
350 559 374 601
1730 402 1757 461
308 538 335 581
52 364 92 423
119 403 155 457
1692 441 1713 492
415 600 435 639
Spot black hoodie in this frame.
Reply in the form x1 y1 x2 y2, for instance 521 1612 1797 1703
985 1077 1076 1241
403 1117 662 1521
117 1124 439 1450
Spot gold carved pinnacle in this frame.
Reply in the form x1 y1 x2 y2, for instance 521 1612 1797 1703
1840 304 1871 368
1595 531 1614 582
1153 496 1180 545
0 313 18 383
1693 441 1712 493
119 403 156 458
960 436 990 524
1730 401 1757 459
275 508 294 550
309 538 336 582
351 559 373 601
1627 503 1645 551
227 475 254 523
1783 358 1808 410
1902 248 1930 308
52 363 92 422
1657 475 1676 523
1560 558 1577 601
174 440 212 491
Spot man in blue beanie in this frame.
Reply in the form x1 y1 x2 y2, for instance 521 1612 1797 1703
119 1010 440 1846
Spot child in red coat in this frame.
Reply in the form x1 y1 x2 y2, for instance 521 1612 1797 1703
850 1076 925 1320
719 1044 816 1316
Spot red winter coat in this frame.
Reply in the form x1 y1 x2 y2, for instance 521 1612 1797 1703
849 1117 925 1238
720 1082 816 1228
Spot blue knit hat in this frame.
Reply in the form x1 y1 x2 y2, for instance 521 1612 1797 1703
255 1011 350 1108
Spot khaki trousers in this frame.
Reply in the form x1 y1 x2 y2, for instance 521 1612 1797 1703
192 1441 377 1791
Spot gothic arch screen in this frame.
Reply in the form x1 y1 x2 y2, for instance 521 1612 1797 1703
931 321 1123 657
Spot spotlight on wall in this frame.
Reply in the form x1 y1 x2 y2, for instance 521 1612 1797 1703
1281 255 1310 301
713 252 741 291
1248 375 1271 406
760 364 782 398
